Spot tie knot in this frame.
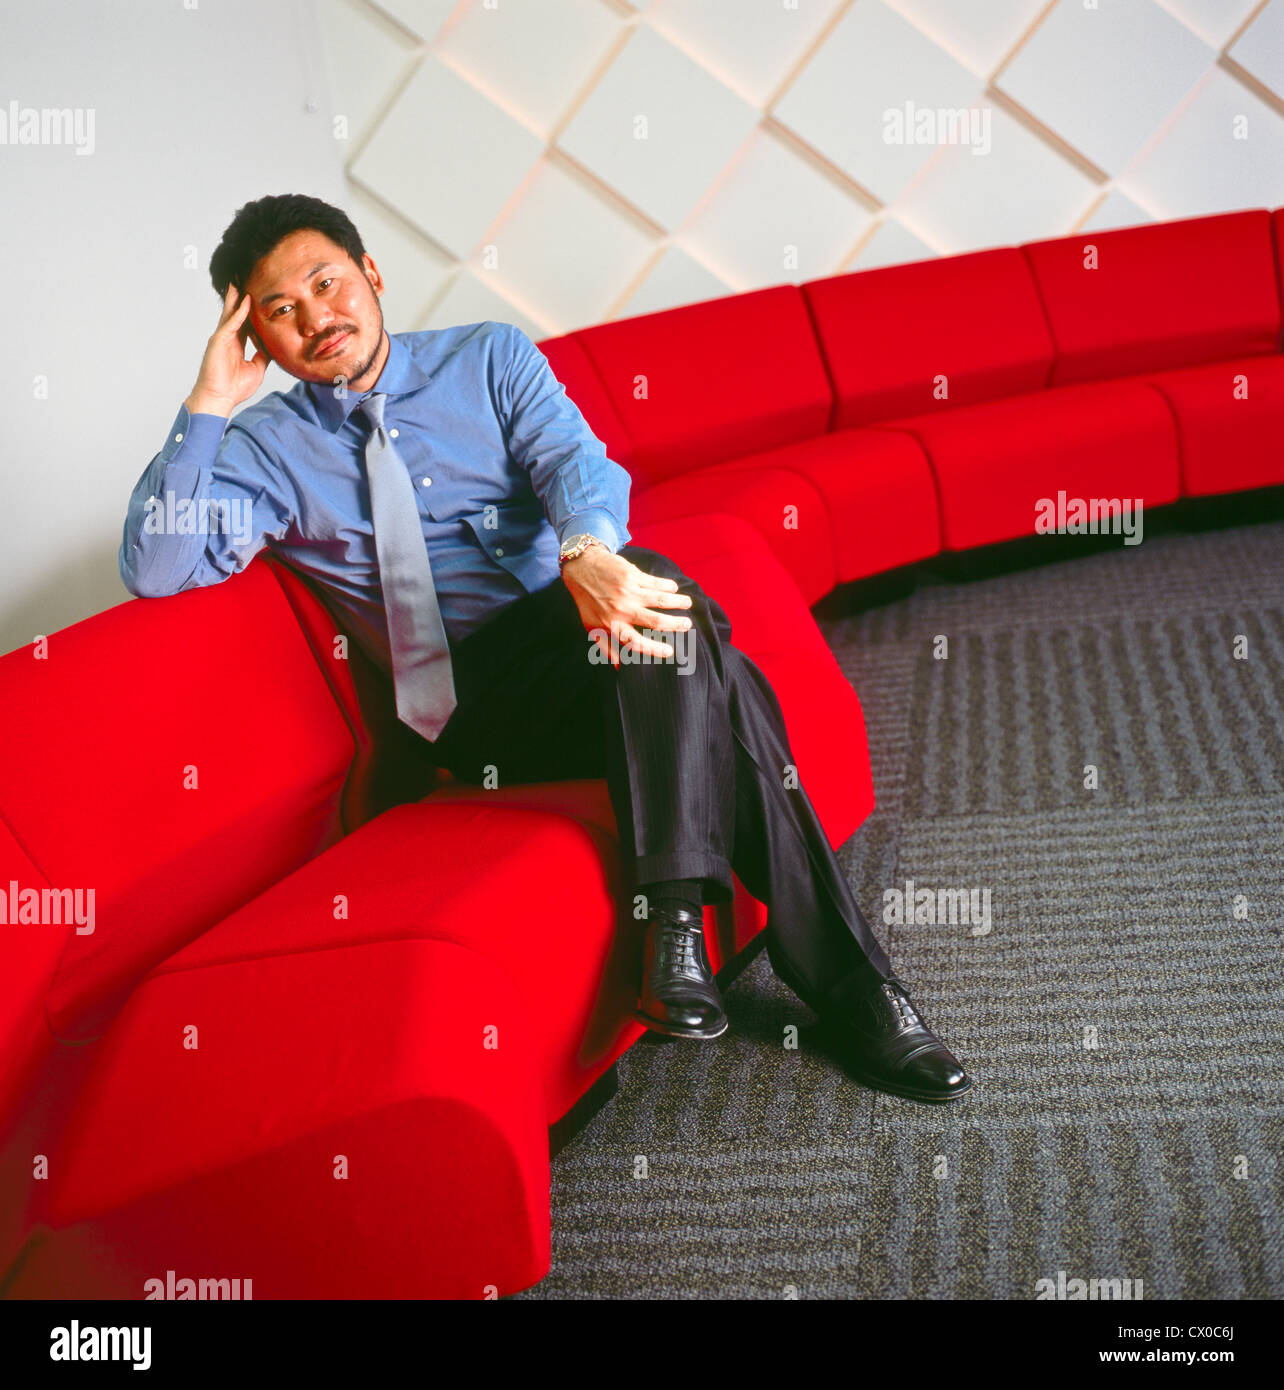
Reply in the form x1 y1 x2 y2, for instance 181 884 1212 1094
357 392 387 431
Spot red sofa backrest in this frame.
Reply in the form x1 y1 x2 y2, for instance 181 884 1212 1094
539 209 1284 474
1271 207 1284 326
567 285 833 490
1021 209 1282 385
534 332 637 476
802 247 1056 429
0 560 417 1068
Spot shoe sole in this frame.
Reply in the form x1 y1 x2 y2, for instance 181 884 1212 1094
632 1008 728 1041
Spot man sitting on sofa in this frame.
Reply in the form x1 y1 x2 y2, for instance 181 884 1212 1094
119 193 971 1104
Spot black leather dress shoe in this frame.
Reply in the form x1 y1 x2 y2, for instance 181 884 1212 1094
813 976 973 1103
634 906 728 1041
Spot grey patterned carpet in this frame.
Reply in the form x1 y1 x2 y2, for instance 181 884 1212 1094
516 515 1284 1300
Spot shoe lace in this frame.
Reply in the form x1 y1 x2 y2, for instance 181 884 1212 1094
883 981 922 1029
656 927 700 973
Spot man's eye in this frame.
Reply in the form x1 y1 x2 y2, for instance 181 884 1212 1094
271 304 291 318
318 278 333 290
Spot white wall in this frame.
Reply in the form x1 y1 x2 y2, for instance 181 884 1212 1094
4 0 1284 654
322 0 1284 340
0 0 344 656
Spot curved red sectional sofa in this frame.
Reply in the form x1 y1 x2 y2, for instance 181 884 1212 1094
1 208 1281 1299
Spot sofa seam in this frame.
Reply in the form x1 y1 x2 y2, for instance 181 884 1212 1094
1139 376 1187 495
797 283 840 435
865 422 951 553
1017 242 1061 390
261 554 364 836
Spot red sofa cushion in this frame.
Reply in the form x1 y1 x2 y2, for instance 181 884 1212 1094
1022 210 1282 387
803 248 1056 429
626 512 833 665
751 647 874 843
1145 353 1284 497
0 824 65 1122
571 286 833 490
718 429 943 583
128 798 632 1127
0 561 357 1042
876 378 1181 552
632 463 838 605
31 936 550 1298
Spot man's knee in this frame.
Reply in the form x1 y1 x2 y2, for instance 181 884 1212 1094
621 544 714 615
621 543 687 583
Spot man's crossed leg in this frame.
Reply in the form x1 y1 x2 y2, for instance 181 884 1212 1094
427 544 972 1103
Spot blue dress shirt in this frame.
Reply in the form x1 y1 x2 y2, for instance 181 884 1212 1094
119 321 633 666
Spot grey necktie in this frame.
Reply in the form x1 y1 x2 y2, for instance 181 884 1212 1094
357 392 457 741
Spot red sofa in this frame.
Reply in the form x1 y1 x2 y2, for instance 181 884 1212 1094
2 207 1281 1299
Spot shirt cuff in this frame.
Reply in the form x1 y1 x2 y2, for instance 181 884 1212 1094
159 402 229 466
558 511 623 554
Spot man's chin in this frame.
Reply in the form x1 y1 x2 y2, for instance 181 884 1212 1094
290 348 359 385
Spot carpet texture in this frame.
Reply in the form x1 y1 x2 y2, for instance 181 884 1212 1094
516 519 1284 1299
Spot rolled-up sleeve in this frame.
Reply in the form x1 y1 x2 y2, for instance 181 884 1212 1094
119 403 297 597
500 325 631 553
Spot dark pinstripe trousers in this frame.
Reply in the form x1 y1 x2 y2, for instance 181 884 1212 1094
429 544 893 1008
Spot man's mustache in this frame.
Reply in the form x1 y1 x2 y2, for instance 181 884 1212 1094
311 327 357 357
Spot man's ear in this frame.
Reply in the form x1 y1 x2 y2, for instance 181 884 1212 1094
362 251 385 299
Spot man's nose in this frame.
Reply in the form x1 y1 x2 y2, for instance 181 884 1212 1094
300 306 335 339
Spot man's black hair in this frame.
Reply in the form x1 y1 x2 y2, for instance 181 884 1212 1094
208 193 367 296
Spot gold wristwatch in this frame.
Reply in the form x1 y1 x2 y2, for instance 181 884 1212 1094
558 532 608 570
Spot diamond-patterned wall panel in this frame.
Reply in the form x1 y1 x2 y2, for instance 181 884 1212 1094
349 54 545 258
643 0 847 106
317 0 1284 336
478 156 658 328
558 22 761 230
1124 66 1284 217
773 0 983 203
997 0 1214 176
895 97 1100 253
1229 0 1284 95
435 0 619 135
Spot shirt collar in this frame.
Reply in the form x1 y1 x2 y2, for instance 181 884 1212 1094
306 331 434 433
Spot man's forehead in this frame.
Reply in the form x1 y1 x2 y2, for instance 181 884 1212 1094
249 233 343 297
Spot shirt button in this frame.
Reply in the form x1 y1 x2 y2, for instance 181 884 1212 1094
421 477 432 487
389 428 399 438
495 548 504 557
174 433 183 442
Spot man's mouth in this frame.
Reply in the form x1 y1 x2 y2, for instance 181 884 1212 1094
314 331 352 359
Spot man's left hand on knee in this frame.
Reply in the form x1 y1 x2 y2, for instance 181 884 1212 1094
561 546 693 667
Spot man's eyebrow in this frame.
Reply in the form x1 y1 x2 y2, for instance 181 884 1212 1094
258 262 335 308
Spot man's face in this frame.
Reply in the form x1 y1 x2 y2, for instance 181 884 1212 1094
242 229 386 390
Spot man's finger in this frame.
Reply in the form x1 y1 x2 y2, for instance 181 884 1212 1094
216 283 241 326
634 572 680 592
225 292 253 333
637 588 693 610
632 607 692 632
617 623 676 660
